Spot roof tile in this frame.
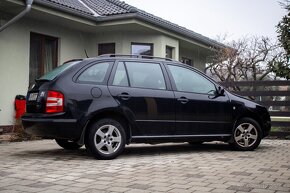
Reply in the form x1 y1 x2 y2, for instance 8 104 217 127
82 0 133 16
40 0 93 15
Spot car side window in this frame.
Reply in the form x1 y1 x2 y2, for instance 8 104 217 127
113 62 129 87
125 62 166 90
77 62 111 84
168 65 216 94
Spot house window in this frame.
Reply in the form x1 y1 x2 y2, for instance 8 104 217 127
98 43 115 56
181 57 193 66
166 46 174 59
29 33 58 85
131 43 153 56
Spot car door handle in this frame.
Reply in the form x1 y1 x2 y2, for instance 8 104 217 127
177 97 189 104
118 93 131 100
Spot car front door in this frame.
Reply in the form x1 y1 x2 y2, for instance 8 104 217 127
166 64 232 136
108 61 175 137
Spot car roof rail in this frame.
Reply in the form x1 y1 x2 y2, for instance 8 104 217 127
98 54 173 61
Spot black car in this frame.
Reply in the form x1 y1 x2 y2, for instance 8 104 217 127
22 55 271 159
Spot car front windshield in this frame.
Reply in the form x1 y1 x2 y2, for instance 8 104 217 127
37 60 81 81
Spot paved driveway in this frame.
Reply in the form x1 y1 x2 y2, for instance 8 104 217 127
0 140 289 193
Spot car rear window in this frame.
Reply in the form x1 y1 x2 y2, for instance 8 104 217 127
38 60 81 81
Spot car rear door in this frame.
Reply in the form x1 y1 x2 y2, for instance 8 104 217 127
166 64 232 136
108 60 175 137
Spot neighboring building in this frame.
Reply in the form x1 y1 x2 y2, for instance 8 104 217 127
0 0 224 127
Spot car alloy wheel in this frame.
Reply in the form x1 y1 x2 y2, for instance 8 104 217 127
234 123 258 148
94 125 122 155
86 119 126 159
231 118 262 151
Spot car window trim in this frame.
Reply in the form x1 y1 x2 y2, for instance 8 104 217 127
108 60 172 91
109 61 131 87
165 63 218 95
73 60 114 85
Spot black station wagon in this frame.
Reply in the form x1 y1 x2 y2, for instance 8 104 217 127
22 55 271 159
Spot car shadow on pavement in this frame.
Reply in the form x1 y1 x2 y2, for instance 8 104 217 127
123 142 232 156
10 142 273 160
10 142 230 159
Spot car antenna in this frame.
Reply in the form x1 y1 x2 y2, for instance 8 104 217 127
84 49 89 58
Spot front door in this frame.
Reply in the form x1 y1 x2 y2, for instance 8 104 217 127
166 64 232 135
108 61 175 137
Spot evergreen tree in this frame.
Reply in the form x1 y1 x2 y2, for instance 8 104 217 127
274 0 290 79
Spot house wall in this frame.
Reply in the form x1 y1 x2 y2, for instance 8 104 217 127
179 46 207 71
95 31 179 60
0 16 94 126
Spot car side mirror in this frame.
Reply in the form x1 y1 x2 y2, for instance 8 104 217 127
217 86 225 96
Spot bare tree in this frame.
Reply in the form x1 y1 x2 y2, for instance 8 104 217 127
206 36 284 84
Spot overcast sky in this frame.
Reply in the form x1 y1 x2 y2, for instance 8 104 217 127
124 0 286 41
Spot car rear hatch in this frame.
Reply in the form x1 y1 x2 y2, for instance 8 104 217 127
26 60 81 113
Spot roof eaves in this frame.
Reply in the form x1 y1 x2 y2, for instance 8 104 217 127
96 12 137 22
135 12 225 49
97 12 225 49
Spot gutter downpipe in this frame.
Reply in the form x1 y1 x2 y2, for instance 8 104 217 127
0 0 34 32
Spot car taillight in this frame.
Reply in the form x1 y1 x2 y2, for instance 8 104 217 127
46 91 64 113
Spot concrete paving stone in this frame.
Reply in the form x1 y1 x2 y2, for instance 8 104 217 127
107 186 131 192
267 185 290 192
3 184 42 192
186 181 209 187
81 189 110 193
39 190 64 193
168 188 192 193
0 140 289 193
148 186 173 192
207 183 230 189
148 182 171 187
188 186 213 192
250 188 275 193
128 184 152 190
280 165 290 169
53 180 76 186
258 168 279 173
282 183 290 188
0 171 13 177
0 190 23 193
211 188 236 193
169 183 192 189
230 171 253 176
227 185 253 192
92 180 114 185
224 181 247 187
74 178 96 183
47 184 68 191
125 189 149 193
61 186 89 193
184 174 205 178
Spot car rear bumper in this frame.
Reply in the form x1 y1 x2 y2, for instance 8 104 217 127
22 113 81 140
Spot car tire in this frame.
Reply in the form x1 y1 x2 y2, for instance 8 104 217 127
230 118 262 151
85 119 126 160
55 139 82 150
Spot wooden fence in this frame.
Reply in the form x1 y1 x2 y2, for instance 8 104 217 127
220 80 290 128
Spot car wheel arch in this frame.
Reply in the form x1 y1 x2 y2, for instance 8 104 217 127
84 110 132 145
230 111 264 143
